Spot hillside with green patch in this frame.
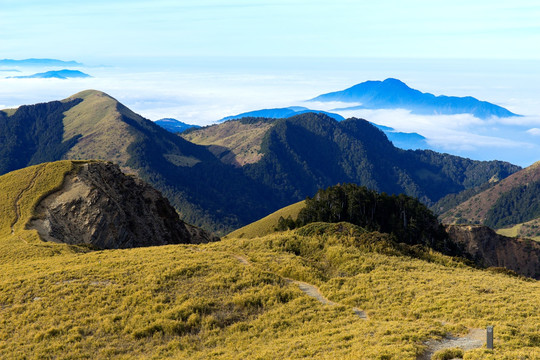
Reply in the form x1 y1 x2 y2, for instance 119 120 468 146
181 118 274 166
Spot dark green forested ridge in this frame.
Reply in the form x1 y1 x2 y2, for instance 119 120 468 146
121 111 279 232
276 183 459 256
243 113 520 208
484 180 540 229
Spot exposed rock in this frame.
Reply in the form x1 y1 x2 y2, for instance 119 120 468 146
446 225 540 279
28 162 219 249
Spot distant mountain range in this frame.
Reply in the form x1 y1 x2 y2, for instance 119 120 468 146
9 69 91 79
0 91 520 233
219 107 344 122
311 78 520 119
155 118 200 133
0 58 82 67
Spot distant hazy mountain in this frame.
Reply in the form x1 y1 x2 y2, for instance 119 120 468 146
311 78 519 119
371 123 429 150
219 107 344 122
10 69 91 79
155 118 200 133
0 58 82 67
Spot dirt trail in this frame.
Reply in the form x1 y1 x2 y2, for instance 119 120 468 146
418 328 485 360
10 167 44 236
232 254 368 319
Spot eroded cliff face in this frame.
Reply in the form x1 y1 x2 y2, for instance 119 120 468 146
28 162 219 248
446 225 540 279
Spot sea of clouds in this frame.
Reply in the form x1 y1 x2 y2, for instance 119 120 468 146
1 57 539 167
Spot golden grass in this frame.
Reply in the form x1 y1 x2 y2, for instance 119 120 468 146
497 220 540 241
0 161 88 262
1 216 539 359
181 120 273 166
62 90 136 167
0 108 17 117
225 200 305 239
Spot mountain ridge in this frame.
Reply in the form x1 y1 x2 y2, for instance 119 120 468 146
219 107 344 122
0 58 82 67
9 69 91 79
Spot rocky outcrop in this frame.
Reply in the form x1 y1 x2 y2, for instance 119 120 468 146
446 225 540 279
28 162 219 248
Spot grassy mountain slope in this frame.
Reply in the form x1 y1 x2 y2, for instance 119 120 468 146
225 200 305 239
0 222 539 359
182 118 274 166
0 93 520 234
441 161 540 238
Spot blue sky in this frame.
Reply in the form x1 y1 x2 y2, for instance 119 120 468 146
2 0 540 62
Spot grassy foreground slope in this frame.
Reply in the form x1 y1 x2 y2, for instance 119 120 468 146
0 161 91 262
1 219 539 358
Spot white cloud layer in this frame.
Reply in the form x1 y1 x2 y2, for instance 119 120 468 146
1 58 540 167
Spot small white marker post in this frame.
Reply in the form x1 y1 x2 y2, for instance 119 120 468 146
487 325 494 350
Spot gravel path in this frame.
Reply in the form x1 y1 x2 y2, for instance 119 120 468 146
418 328 485 360
232 254 368 319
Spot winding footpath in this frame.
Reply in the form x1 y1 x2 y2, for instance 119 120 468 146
232 254 368 319
233 254 485 357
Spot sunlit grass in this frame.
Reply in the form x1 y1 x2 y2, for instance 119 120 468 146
225 200 305 239
1 219 539 358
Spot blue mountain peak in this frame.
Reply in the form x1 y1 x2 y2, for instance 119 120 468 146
311 78 520 119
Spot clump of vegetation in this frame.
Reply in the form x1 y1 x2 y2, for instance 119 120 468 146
277 184 459 255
